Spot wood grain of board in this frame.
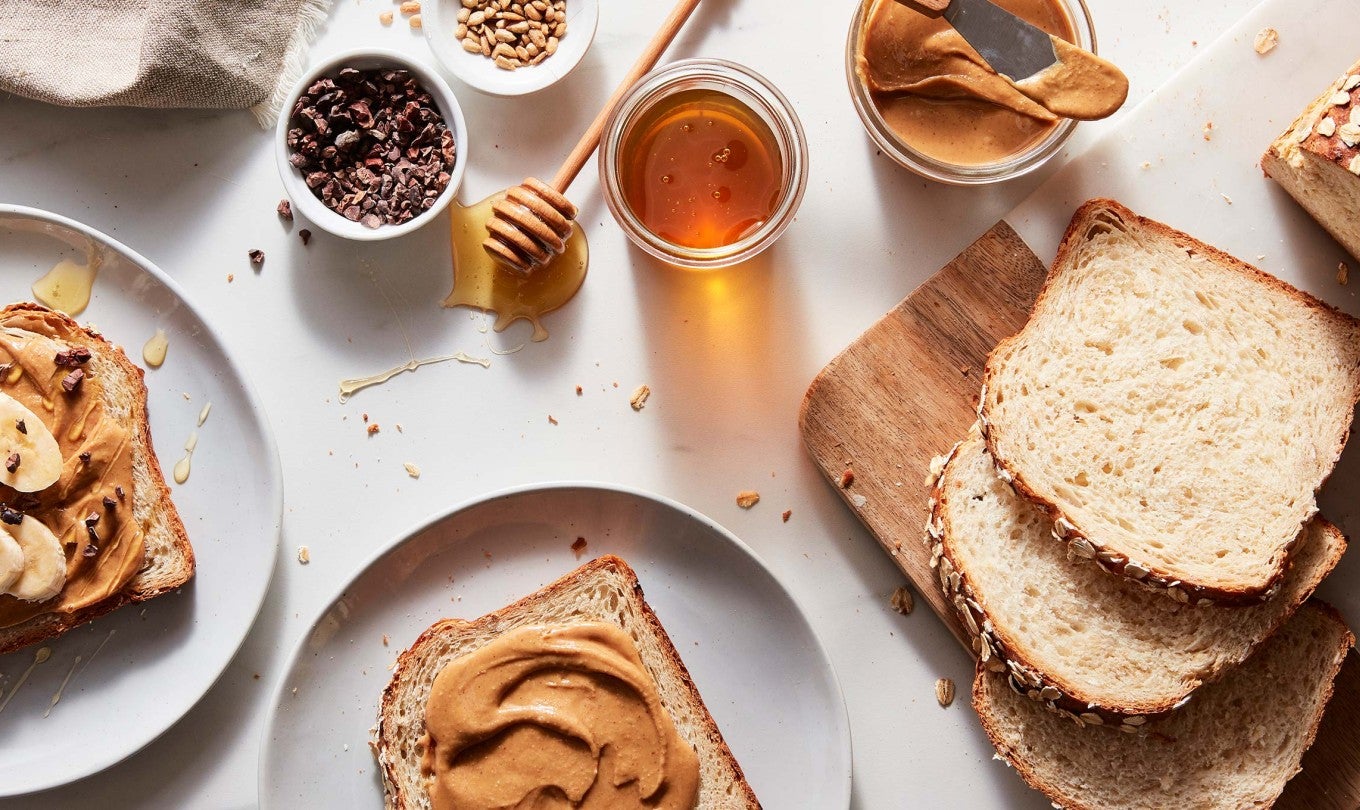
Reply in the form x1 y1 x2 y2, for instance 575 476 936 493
800 221 1046 647
800 220 1360 808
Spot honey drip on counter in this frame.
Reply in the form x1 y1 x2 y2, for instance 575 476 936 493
142 329 168 368
32 255 102 316
619 88 783 250
338 352 490 403
442 191 588 342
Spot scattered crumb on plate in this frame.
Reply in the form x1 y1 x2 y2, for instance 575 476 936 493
297 546 311 564
571 537 588 558
403 462 421 479
782 509 792 523
839 468 855 489
736 490 760 509
1253 27 1278 55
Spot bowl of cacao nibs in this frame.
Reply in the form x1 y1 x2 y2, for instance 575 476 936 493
276 48 468 241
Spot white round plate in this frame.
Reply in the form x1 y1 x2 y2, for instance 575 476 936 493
0 206 282 796
261 483 851 808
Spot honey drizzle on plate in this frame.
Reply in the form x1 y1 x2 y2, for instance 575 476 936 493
442 191 588 342
32 256 101 317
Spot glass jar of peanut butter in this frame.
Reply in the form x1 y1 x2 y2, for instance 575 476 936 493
846 0 1097 184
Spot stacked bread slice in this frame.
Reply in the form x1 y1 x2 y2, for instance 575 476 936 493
932 199 1360 807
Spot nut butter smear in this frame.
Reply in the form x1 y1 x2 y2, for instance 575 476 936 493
0 312 141 629
857 0 1126 165
420 623 700 809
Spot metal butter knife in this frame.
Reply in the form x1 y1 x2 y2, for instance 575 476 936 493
907 0 1058 81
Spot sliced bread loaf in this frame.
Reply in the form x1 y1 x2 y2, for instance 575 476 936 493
1263 58 1360 262
928 428 1346 724
979 199 1360 603
374 555 760 810
975 600 1354 810
0 303 192 654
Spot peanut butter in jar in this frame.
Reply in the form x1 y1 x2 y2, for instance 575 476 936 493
847 0 1112 183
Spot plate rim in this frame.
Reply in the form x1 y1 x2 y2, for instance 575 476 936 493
0 203 285 796
258 479 853 808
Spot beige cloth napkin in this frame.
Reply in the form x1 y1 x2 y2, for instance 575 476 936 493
0 0 331 123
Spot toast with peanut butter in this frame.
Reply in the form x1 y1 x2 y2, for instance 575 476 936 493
374 555 760 810
0 303 192 654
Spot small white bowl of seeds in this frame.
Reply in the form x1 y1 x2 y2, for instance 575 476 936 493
422 0 598 96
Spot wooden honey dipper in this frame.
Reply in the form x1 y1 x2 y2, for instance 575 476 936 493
483 0 703 275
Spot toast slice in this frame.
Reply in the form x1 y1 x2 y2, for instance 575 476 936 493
979 199 1360 603
975 600 1354 810
0 303 192 654
374 555 760 810
928 428 1346 723
1263 58 1360 262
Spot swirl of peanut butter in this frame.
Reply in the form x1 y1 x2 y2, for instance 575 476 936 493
419 623 700 810
0 316 142 629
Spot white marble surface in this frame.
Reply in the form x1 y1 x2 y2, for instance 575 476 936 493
0 0 1259 806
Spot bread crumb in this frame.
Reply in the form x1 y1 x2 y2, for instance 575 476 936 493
851 493 868 508
629 384 651 411
1202 121 1213 141
395 424 403 433
226 274 234 283
959 365 970 376
1221 193 1233 205
547 414 558 425
409 13 422 28
839 468 855 489
890 586 914 615
382 634 390 647
367 423 380 436
403 462 421 479
575 385 583 396
936 678 955 707
1253 27 1278 55
736 490 760 509
362 413 369 423
1339 261 1350 286
571 537 588 558
253 673 260 680
297 546 311 564
1139 161 1151 170
379 10 393 25
781 509 792 523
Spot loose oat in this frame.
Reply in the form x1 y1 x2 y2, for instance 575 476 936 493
403 462 421 478
379 10 394 25
1331 91 1352 107
1318 117 1337 138
736 490 760 509
890 586 914 615
1252 28 1278 55
936 677 955 707
629 384 651 411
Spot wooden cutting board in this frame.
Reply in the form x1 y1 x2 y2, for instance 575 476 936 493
799 221 1360 807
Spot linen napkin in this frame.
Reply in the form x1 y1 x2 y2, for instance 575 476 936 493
0 0 331 124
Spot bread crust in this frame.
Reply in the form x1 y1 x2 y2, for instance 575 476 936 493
374 554 760 810
0 303 193 654
974 601 1355 810
926 434 1348 726
979 198 1360 604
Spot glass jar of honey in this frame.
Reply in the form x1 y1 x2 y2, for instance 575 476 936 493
599 59 808 269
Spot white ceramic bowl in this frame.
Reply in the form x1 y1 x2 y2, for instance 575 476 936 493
274 47 468 241
422 0 599 97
